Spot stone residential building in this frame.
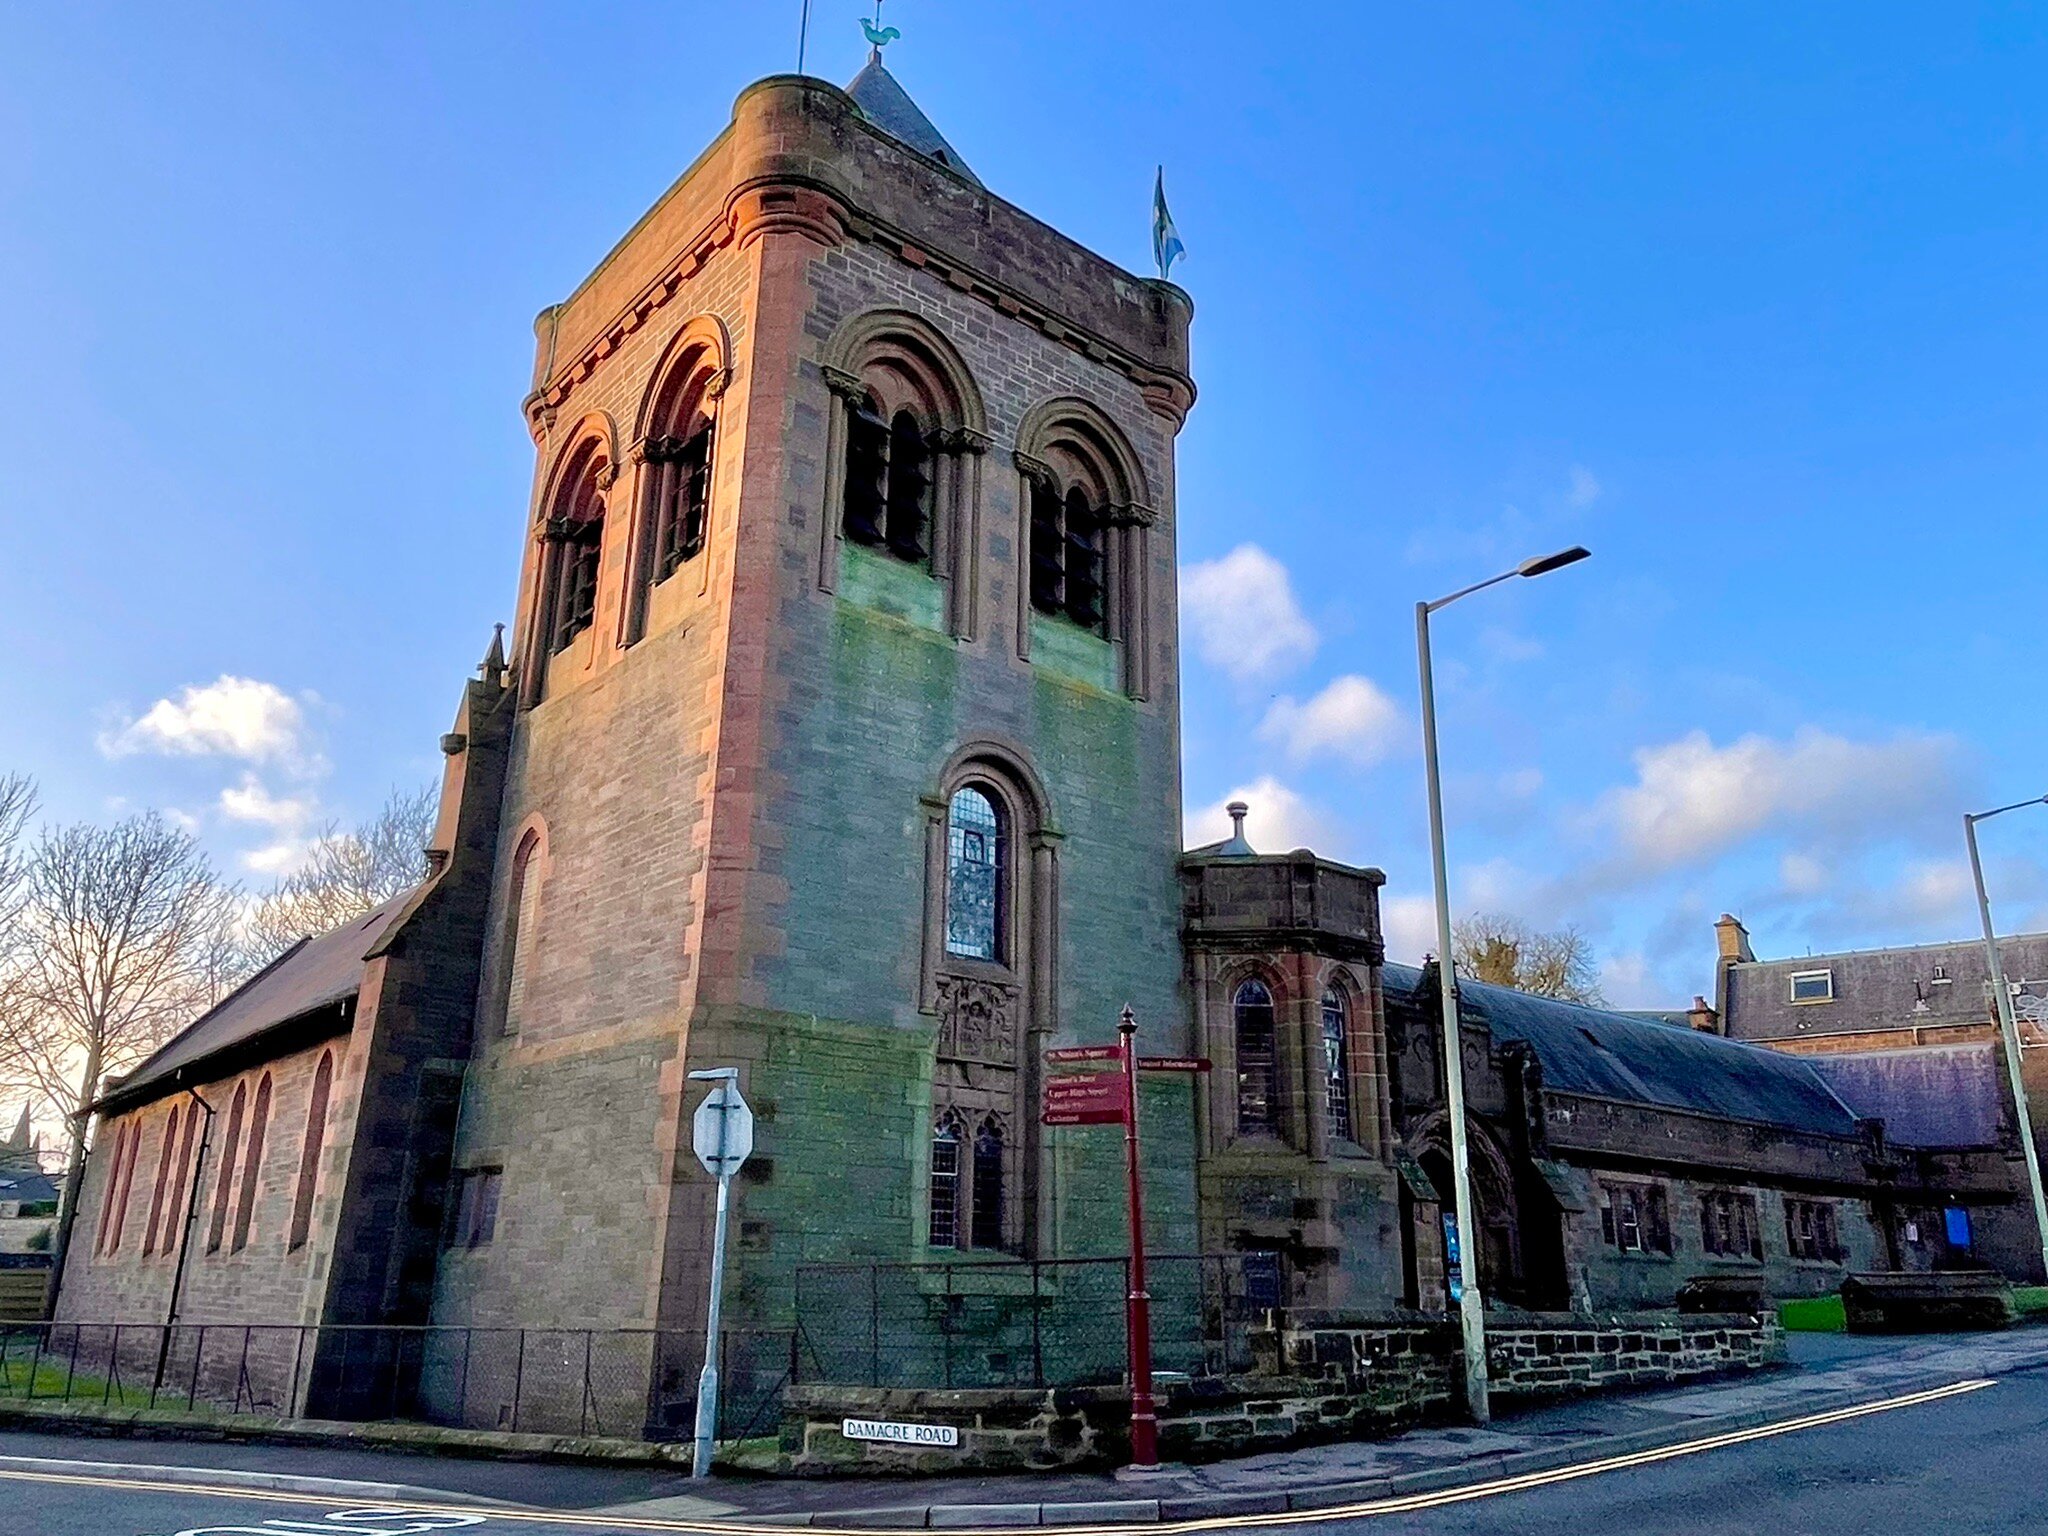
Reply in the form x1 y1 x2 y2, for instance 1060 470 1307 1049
49 55 2043 1440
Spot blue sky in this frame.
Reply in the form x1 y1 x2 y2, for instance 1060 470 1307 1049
6 2 2048 1006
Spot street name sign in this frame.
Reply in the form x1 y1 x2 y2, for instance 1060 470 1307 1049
1046 1044 1122 1065
843 1418 960 1448
1042 1073 1129 1126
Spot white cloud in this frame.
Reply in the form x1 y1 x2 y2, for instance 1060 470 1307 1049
1597 727 1960 875
1187 776 1337 857
1596 952 1662 1009
1567 465 1601 508
1778 852 1829 898
1181 545 1318 682
101 675 315 768
1257 675 1406 767
1381 893 1439 965
219 773 321 875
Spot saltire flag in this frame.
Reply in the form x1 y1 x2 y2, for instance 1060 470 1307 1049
1152 166 1185 280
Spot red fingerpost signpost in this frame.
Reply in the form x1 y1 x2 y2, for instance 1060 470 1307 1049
1043 1009 1210 1469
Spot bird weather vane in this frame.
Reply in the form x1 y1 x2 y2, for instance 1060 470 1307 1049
862 0 900 50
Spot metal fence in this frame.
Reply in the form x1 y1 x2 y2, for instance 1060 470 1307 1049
0 1321 794 1443
1 1253 1287 1440
792 1252 1287 1390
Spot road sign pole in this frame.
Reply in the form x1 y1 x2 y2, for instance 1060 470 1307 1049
688 1067 753 1480
1119 1005 1158 1468
694 1167 731 1478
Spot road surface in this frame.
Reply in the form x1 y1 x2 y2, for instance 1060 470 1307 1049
3 1362 2040 1535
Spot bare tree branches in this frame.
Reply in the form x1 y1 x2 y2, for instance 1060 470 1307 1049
244 784 435 962
1452 912 1604 1004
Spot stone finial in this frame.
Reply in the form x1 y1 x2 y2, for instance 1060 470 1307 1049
479 624 507 687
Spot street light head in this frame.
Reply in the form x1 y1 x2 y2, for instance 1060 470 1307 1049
1517 545 1592 579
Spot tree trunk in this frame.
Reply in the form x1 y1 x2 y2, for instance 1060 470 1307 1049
42 1037 104 1320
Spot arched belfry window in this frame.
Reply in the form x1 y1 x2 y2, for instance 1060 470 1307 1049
539 441 609 659
1027 476 1107 635
820 312 990 638
1234 979 1279 1137
944 785 1004 963
1321 986 1354 1142
629 336 726 641
1014 400 1155 694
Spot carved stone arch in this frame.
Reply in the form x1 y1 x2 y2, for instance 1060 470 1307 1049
1015 395 1150 508
918 738 1061 1257
634 313 734 442
625 316 733 639
536 413 620 522
824 307 987 435
1409 1111 1524 1299
521 423 618 705
1012 396 1155 695
817 309 991 637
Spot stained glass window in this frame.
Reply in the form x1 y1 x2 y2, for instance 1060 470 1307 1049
1320 987 1353 1142
1234 980 1278 1135
928 1114 963 1249
945 786 1003 962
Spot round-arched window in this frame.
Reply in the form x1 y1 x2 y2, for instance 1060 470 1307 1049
1234 979 1279 1136
1321 986 1353 1142
944 786 1004 962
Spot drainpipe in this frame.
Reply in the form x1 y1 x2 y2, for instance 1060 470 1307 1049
152 1079 215 1398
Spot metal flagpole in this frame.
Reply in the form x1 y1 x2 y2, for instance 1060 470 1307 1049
797 0 812 74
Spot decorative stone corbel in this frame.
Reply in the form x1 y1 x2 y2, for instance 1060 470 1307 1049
1107 501 1160 528
821 364 866 401
704 366 734 402
1012 450 1057 489
596 464 619 491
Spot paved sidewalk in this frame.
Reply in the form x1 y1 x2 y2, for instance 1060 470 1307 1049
4 1330 2044 1528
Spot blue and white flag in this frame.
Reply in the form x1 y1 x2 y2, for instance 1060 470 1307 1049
1152 166 1185 280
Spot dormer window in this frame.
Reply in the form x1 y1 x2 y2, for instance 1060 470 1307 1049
1789 969 1834 1004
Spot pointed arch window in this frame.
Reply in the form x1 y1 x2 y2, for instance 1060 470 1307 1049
502 829 544 1036
944 786 1004 962
160 1102 198 1261
970 1118 1006 1251
928 1110 965 1249
207 1082 248 1254
95 1122 134 1256
142 1104 181 1256
231 1073 272 1252
1234 979 1279 1137
1320 987 1353 1142
289 1050 334 1251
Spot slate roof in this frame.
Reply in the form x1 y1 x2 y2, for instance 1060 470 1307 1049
99 897 406 1110
1808 1045 2007 1149
1384 963 1864 1137
1723 930 2048 1044
846 54 982 187
0 1164 58 1207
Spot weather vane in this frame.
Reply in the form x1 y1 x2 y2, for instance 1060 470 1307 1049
862 0 900 51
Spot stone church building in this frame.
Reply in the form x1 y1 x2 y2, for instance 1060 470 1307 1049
54 60 2037 1434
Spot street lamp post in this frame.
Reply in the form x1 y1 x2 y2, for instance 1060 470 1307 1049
1964 797 2048 1281
1416 544 1589 1425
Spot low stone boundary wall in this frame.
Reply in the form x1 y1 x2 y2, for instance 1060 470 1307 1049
775 1313 1781 1474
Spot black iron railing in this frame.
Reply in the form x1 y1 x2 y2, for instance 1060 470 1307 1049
791 1251 1287 1390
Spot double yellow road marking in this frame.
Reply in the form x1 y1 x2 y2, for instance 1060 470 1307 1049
0 1376 1996 1536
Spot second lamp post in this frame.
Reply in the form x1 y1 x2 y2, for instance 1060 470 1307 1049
1416 544 1590 1423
